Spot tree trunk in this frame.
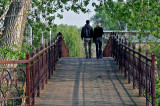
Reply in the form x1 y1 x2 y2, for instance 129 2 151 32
0 0 31 47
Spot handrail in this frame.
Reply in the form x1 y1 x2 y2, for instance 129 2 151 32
110 33 156 106
0 33 69 106
0 36 60 64
120 43 152 61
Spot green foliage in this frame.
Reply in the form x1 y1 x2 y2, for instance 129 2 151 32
0 0 10 16
92 0 160 38
23 21 57 48
27 0 92 29
91 5 119 30
56 24 83 57
0 45 26 60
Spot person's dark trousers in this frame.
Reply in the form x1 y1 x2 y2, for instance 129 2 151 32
95 37 102 58
84 39 92 58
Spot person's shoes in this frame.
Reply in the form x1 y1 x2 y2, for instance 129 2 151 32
97 57 99 59
86 56 89 59
89 56 92 58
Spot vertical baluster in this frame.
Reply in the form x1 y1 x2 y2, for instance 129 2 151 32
56 36 58 62
124 38 127 78
59 36 62 58
146 50 149 106
138 46 142 96
54 39 56 71
26 53 30 106
151 53 156 106
116 34 119 63
36 48 40 97
48 44 51 79
56 36 59 61
31 51 35 105
133 44 136 89
113 32 115 59
55 37 57 64
112 33 115 59
41 45 44 89
128 42 131 83
45 43 48 84
114 34 117 60
55 38 57 64
52 42 54 74
119 38 121 70
121 39 124 74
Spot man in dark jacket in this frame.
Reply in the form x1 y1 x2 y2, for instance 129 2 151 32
81 20 94 58
93 22 104 59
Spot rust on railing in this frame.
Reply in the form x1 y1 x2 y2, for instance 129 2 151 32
109 33 156 106
0 33 69 106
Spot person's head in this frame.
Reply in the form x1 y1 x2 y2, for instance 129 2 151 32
86 20 90 24
97 22 101 26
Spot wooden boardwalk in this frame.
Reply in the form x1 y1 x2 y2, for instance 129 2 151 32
36 57 146 106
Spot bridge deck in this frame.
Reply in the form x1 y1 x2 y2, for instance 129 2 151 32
36 57 146 106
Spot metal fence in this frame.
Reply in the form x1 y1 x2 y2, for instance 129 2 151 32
111 34 156 106
0 34 68 106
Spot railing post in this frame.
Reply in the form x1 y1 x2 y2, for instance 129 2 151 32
124 38 127 78
41 45 44 89
151 53 156 106
36 48 40 97
111 34 115 58
58 36 62 58
31 51 35 105
133 44 136 89
26 53 30 106
138 46 142 97
128 42 131 83
56 36 59 61
48 44 51 79
45 43 48 84
146 50 149 106
119 38 121 70
121 39 124 74
51 42 54 74
55 38 57 64
54 39 56 71
116 35 119 64
110 36 112 57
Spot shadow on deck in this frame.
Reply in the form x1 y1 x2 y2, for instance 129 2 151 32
35 57 146 106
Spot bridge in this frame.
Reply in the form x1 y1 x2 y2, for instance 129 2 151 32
0 33 156 106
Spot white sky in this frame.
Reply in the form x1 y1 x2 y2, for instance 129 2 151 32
54 0 125 27
54 1 96 28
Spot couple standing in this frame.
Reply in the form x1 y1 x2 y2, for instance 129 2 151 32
81 20 104 59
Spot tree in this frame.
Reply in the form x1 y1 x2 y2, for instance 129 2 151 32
56 24 83 57
0 0 31 47
91 5 122 30
0 0 96 48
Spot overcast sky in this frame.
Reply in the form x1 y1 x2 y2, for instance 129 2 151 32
54 0 123 27
54 1 96 28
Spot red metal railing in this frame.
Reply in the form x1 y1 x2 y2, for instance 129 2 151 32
111 34 156 106
0 33 69 106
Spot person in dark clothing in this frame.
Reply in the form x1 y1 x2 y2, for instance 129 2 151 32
93 22 104 59
81 20 94 58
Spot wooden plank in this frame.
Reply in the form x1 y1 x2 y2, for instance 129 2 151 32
35 57 146 106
